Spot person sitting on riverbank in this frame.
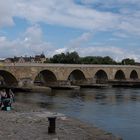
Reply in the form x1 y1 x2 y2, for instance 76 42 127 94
0 88 14 111
0 89 7 109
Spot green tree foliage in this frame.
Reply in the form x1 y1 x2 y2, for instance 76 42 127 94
65 52 80 64
102 56 117 64
50 51 80 64
50 53 65 63
121 58 135 65
49 51 135 65
81 56 116 64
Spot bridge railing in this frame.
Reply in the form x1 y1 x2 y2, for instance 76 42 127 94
2 63 140 68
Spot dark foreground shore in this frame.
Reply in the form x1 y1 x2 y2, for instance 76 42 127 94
0 102 122 140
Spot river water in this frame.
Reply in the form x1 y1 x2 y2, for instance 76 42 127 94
15 87 140 140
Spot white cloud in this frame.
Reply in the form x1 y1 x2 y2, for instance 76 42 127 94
67 32 92 51
113 32 129 38
52 44 140 61
81 0 140 7
75 46 140 61
0 25 54 58
53 48 67 55
0 0 140 61
0 0 140 35
0 26 140 61
0 0 15 27
49 32 93 56
53 32 140 61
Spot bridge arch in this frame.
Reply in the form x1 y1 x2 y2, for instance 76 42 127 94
130 70 138 80
34 70 57 86
115 70 126 80
68 69 86 85
0 70 18 86
94 70 108 84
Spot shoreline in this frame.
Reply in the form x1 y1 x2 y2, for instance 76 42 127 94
0 102 122 140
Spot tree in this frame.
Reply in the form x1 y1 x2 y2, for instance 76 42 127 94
50 51 80 64
80 56 116 64
49 51 135 65
50 53 66 63
103 56 116 64
121 58 135 65
65 51 80 64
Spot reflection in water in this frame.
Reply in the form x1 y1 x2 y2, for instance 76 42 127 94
115 93 124 102
95 93 106 100
130 94 137 101
15 87 140 140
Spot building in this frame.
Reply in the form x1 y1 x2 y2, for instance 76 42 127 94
4 54 46 63
34 53 46 63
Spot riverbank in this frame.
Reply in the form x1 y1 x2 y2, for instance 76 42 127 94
0 102 122 140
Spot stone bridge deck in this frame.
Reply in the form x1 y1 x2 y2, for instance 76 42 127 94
0 63 140 87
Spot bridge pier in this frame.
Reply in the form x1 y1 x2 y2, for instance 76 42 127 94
45 80 80 89
57 80 71 86
48 80 71 88
18 78 34 87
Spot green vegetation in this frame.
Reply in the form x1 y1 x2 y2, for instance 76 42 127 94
46 51 136 65
50 52 80 64
121 58 135 65
80 56 116 64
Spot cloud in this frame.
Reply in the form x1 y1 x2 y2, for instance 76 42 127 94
74 45 140 61
67 32 92 51
53 48 67 55
52 44 140 61
0 0 140 36
80 0 140 8
0 0 15 27
52 32 93 55
0 0 140 61
0 26 140 61
15 0 119 30
0 25 54 58
113 32 129 38
52 32 140 61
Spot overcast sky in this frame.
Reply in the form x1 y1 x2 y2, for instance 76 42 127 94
0 0 140 61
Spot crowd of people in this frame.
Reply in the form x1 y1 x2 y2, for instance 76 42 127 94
0 88 14 111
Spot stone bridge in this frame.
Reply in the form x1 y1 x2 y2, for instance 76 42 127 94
0 63 140 87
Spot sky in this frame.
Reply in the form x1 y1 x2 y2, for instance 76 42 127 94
0 0 140 61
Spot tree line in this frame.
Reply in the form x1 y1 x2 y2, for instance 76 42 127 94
45 51 135 65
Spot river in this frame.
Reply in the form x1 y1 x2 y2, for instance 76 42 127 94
15 87 140 140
